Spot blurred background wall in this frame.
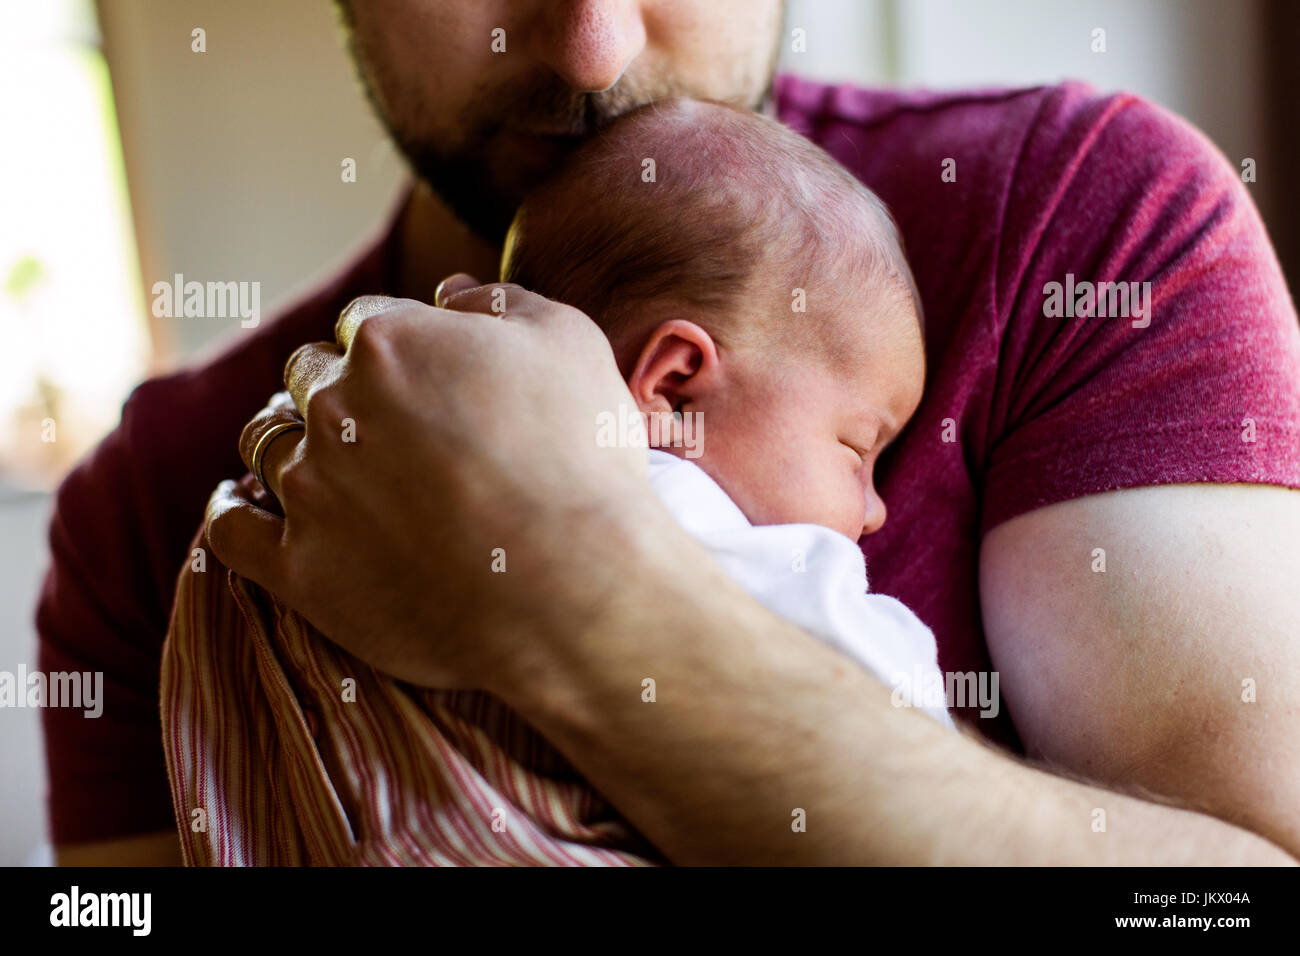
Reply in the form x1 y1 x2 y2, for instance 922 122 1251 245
1 0 1294 865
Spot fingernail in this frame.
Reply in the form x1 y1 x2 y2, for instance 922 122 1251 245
435 273 480 306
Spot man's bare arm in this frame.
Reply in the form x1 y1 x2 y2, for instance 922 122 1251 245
980 482 1300 859
485 497 1295 865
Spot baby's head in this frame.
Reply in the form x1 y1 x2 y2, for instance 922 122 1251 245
501 99 924 541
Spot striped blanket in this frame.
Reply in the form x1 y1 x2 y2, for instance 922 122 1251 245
160 536 661 866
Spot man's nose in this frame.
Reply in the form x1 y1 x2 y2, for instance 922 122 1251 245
861 488 887 537
530 0 648 92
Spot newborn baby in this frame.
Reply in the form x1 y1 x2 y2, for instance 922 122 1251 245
503 98 950 723
161 99 948 869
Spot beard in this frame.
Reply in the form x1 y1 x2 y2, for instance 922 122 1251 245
353 63 774 244
410 73 683 243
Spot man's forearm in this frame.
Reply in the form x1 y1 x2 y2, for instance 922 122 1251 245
494 516 1296 866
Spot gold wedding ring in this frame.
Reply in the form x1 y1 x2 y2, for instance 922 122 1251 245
251 420 306 489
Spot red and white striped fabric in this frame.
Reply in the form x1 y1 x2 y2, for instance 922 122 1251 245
160 536 661 866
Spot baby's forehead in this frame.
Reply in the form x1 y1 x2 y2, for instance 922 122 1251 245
750 216 920 337
775 283 919 365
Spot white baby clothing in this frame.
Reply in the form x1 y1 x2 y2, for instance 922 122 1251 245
647 449 954 729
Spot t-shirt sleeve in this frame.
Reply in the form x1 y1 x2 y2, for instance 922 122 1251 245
35 389 184 845
981 85 1300 534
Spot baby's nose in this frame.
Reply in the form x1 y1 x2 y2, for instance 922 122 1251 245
861 488 887 537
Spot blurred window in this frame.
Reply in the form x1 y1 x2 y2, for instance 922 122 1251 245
0 0 149 489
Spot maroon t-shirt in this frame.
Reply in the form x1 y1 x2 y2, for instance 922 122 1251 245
37 76 1300 844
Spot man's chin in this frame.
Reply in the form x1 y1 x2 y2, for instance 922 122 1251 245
408 131 584 246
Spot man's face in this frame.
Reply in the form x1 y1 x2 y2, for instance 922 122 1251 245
337 0 784 242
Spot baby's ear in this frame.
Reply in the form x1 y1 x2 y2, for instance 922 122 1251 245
626 319 720 416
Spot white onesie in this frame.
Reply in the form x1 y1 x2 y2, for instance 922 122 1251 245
647 449 954 729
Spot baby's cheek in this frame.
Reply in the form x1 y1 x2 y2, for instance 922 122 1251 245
840 486 871 540
814 468 869 541
744 456 819 528
781 463 859 536
687 438 788 527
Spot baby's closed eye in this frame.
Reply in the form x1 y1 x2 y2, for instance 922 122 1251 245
841 440 871 468
841 431 881 460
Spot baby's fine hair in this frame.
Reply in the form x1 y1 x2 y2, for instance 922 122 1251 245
501 98 923 362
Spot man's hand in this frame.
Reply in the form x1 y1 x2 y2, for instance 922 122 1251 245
205 279 649 690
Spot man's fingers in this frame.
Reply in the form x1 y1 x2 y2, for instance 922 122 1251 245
238 396 306 505
282 342 342 414
204 479 289 596
436 282 542 319
334 295 401 351
252 426 305 506
239 394 300 472
267 389 295 412
434 273 482 306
